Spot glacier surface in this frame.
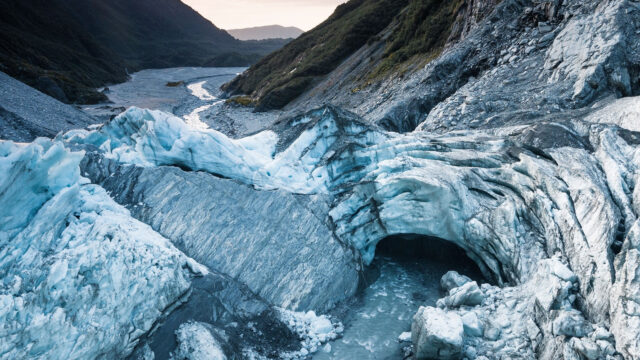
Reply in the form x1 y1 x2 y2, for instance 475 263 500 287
0 140 206 359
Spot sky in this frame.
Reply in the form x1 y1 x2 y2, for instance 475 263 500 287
182 0 347 31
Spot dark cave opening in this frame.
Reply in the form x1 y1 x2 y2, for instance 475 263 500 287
374 233 486 281
323 234 489 358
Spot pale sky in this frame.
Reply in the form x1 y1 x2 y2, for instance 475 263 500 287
182 0 347 31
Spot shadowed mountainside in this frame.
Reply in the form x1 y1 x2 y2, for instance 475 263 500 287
0 0 289 104
221 0 409 110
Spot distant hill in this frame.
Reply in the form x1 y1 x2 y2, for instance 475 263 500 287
0 0 288 104
227 25 305 41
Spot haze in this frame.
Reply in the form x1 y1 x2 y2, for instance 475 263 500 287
182 0 347 31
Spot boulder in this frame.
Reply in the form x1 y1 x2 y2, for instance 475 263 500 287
412 307 464 360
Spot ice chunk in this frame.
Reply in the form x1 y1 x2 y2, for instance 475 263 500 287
440 271 472 292
461 312 483 337
398 331 412 342
171 322 226 360
0 139 202 358
439 281 485 308
411 306 464 360
278 308 343 357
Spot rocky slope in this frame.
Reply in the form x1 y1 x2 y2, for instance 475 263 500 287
221 0 409 110
221 0 502 112
0 0 288 104
0 71 99 142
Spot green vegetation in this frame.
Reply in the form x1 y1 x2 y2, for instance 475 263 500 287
222 0 409 110
367 0 465 80
165 81 185 87
225 96 255 107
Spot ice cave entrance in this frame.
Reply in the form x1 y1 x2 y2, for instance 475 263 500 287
314 234 483 360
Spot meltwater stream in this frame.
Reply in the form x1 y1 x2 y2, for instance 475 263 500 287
315 236 483 360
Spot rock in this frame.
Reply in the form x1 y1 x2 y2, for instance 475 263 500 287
412 307 464 360
0 72 98 142
441 271 473 292
440 281 485 308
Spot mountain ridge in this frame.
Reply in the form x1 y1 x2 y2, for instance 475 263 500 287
221 0 490 112
227 25 305 41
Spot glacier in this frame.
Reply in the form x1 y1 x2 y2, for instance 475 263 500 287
66 95 640 358
0 139 203 358
63 107 340 194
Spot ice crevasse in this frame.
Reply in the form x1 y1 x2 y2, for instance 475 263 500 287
0 139 207 359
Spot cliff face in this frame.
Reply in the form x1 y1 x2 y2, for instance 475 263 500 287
0 0 288 104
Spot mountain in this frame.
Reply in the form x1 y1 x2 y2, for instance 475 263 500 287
221 0 409 110
0 0 289 104
227 25 305 41
221 0 500 112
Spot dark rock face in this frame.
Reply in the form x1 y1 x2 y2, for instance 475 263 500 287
130 273 300 360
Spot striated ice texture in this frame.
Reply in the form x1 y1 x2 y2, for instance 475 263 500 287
0 140 205 359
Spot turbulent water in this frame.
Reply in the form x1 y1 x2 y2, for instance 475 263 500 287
316 236 484 360
316 258 447 360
